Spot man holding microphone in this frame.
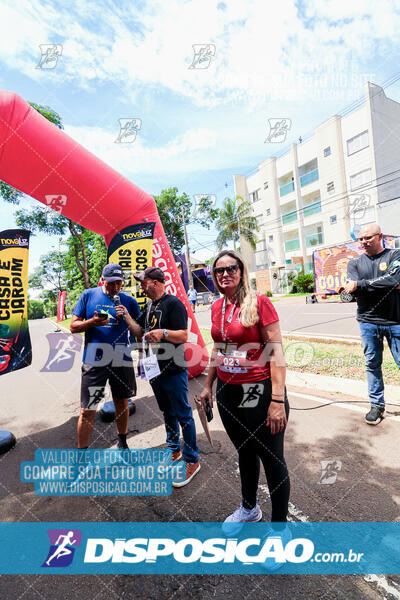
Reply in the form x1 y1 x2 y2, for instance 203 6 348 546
70 263 140 448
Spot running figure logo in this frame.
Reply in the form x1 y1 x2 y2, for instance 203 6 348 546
115 118 142 143
318 460 342 484
36 44 63 69
239 383 264 408
265 118 291 143
42 529 82 567
87 385 110 409
188 44 216 69
41 333 82 372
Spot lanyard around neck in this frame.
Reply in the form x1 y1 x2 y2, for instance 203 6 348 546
220 297 237 341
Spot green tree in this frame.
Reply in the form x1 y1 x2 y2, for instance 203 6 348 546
292 273 314 293
63 229 107 304
28 300 45 319
29 249 69 315
29 249 68 291
154 187 219 255
215 196 258 251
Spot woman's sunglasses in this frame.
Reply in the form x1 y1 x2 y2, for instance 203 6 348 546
214 264 240 276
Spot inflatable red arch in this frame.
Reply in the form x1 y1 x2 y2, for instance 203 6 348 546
0 90 208 377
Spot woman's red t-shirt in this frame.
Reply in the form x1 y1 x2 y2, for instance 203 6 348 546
211 294 279 384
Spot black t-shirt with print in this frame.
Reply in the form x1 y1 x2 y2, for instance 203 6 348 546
137 294 188 374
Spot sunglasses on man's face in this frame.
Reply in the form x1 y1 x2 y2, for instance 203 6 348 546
358 234 379 242
214 264 240 276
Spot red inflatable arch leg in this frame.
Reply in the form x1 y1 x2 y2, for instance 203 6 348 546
0 91 208 377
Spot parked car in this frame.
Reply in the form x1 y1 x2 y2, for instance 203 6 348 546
194 291 221 305
196 292 211 305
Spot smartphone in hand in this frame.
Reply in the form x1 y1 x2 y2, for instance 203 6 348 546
205 398 213 422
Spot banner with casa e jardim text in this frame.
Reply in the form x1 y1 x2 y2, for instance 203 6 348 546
0 229 32 376
107 222 156 312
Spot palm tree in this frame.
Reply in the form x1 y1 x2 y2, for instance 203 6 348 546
215 196 259 250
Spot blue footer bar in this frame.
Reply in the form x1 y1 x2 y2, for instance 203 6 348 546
1 522 398 574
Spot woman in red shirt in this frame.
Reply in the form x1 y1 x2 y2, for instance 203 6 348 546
200 250 290 533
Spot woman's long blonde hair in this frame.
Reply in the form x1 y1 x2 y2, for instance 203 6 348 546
211 250 259 327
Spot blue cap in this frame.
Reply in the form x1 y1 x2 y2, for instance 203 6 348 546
102 263 124 282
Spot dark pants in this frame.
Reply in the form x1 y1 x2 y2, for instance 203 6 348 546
151 369 199 463
216 377 290 522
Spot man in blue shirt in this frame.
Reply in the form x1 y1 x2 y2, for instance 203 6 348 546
187 284 197 313
70 263 140 449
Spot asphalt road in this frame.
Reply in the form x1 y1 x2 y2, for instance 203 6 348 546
0 319 399 599
194 297 360 338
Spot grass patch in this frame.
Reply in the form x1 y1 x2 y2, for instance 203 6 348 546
200 328 213 350
200 328 400 385
49 316 74 331
281 292 312 297
283 336 400 384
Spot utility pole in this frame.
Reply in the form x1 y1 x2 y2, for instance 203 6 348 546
181 206 193 288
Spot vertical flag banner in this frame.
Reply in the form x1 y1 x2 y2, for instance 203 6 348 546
107 223 156 313
0 229 32 375
57 290 67 322
0 91 208 377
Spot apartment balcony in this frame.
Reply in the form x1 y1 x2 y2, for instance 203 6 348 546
279 181 295 197
284 238 300 252
303 199 322 218
305 232 324 247
300 168 319 187
282 209 298 225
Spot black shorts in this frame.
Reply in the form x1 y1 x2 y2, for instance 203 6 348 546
80 363 136 409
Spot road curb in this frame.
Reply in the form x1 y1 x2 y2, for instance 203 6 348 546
281 331 361 345
286 370 400 403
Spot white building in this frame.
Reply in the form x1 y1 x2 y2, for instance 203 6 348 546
233 82 400 293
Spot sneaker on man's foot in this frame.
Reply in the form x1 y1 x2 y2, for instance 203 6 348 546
222 503 262 535
365 405 385 425
172 461 200 487
171 450 182 462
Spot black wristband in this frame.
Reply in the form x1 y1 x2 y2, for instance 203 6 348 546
271 398 285 404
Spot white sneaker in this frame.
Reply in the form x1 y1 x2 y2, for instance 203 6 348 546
222 503 262 535
260 524 292 571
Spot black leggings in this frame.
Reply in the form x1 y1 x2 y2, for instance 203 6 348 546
216 377 290 522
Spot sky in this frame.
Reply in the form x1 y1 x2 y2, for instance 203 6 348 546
1 0 400 274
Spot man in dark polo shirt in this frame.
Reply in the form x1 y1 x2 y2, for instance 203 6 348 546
128 267 200 488
345 223 400 425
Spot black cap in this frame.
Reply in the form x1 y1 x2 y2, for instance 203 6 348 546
134 267 165 283
102 263 124 282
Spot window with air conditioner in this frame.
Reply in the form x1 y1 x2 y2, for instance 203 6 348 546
347 130 369 156
350 169 372 191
